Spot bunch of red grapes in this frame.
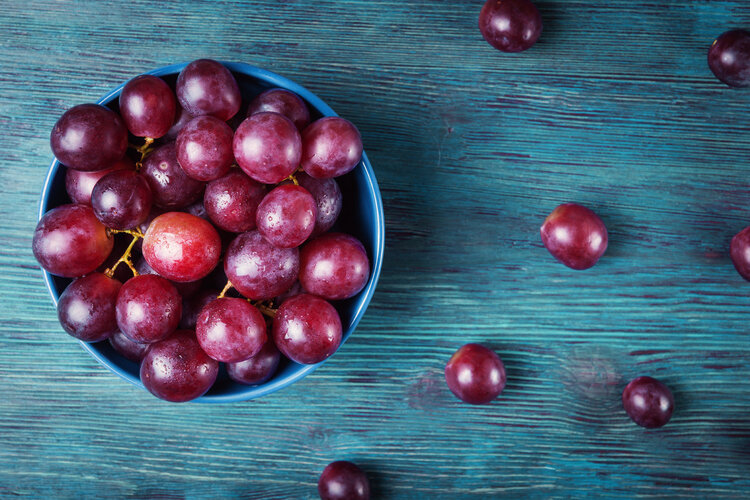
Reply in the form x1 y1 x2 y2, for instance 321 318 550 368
33 58 372 403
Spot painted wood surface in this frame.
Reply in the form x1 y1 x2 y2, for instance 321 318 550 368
2 0 750 497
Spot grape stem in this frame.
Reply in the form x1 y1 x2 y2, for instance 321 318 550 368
252 301 277 319
217 280 234 299
285 173 299 186
104 228 144 279
131 137 155 171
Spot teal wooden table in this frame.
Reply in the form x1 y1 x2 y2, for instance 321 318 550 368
2 0 750 497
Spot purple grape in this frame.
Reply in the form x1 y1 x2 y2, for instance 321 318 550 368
176 115 234 181
622 376 674 428
140 330 219 402
296 172 342 236
134 256 203 299
65 157 134 205
233 112 302 184
300 117 362 179
445 343 506 405
196 297 267 363
272 293 341 365
256 184 317 248
109 330 149 362
33 204 114 278
299 233 370 300
164 104 194 140
180 289 218 329
50 104 128 172
115 274 182 344
731 226 750 281
141 142 205 210
176 59 241 121
227 339 281 385
119 75 176 138
247 88 310 131
318 461 370 500
224 230 299 300
708 30 750 87
479 0 542 53
204 170 266 233
57 273 121 342
91 170 152 230
540 203 608 270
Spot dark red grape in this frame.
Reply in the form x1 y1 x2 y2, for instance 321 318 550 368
184 199 209 220
445 343 506 405
272 294 341 365
196 297 267 362
479 0 542 53
33 204 114 278
65 157 133 205
164 104 194 140
119 75 176 138
180 289 218 329
57 272 121 342
247 88 310 131
115 274 182 343
540 203 608 270
134 256 203 299
204 170 266 233
297 172 342 237
50 104 128 172
622 376 674 428
109 330 149 362
730 226 750 281
299 233 370 300
91 170 152 230
233 112 301 184
176 115 234 181
708 30 750 87
141 142 205 210
318 461 370 500
142 212 221 282
256 184 317 248
224 230 300 300
140 330 219 402
227 338 281 385
300 117 362 179
176 59 241 121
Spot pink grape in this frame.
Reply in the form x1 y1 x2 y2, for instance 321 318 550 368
196 297 267 363
233 112 302 184
176 115 234 181
256 184 317 248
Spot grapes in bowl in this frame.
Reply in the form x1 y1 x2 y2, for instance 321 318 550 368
36 61 384 403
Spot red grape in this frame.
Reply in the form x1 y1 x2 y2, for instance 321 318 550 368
272 294 341 365
134 256 203 299
622 376 674 428
300 117 362 179
196 297 267 362
57 272 121 342
140 330 219 402
65 157 133 205
297 172 342 237
299 233 370 300
33 204 114 278
247 88 310 131
142 212 221 283
180 289 218 330
50 104 128 172
318 461 370 500
141 142 205 210
115 274 182 344
204 170 266 233
233 112 301 184
540 203 608 270
176 59 241 121
224 230 300 300
91 170 152 230
176 115 234 181
227 338 281 385
119 75 176 138
708 30 750 87
730 226 750 281
445 344 506 405
109 330 149 362
479 0 542 53
256 184 317 248
164 104 194 140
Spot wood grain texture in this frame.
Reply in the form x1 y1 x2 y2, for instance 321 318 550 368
2 0 750 497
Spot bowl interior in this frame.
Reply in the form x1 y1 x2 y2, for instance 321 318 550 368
39 62 384 403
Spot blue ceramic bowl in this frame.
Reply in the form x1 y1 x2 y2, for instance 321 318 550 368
38 62 384 403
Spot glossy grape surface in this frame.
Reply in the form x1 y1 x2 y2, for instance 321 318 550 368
180 289 217 330
204 170 266 233
297 172 342 236
176 115 234 181
109 330 149 362
708 29 750 87
141 142 205 210
318 461 370 500
91 169 152 230
50 104 128 171
33 204 114 278
256 184 317 248
142 212 221 282
65 157 133 206
479 0 542 53
272 293 341 365
119 75 176 138
233 112 301 184
445 343 506 405
140 330 219 402
300 117 363 179
57 273 121 342
299 233 370 300
540 203 608 270
730 226 750 281
247 88 310 131
176 59 241 121
115 274 182 343
224 230 300 300
227 339 281 385
622 376 675 428
196 297 267 362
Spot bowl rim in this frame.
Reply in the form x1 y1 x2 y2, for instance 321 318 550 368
38 61 385 403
